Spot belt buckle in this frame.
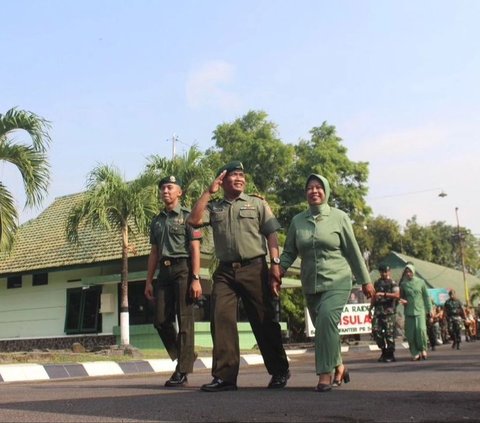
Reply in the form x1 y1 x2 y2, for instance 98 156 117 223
164 259 171 267
232 262 241 269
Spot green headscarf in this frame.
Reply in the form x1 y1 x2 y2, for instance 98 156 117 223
305 173 330 215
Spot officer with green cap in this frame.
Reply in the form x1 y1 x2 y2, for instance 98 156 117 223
145 175 202 387
187 161 289 392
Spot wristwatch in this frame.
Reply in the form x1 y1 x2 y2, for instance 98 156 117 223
192 274 200 280
271 257 281 265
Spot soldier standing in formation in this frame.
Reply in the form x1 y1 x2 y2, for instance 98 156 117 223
144 176 202 387
370 264 400 362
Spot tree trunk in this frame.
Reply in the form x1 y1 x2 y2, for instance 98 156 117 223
120 225 130 346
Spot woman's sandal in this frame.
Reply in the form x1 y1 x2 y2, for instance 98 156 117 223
332 367 350 387
315 383 332 392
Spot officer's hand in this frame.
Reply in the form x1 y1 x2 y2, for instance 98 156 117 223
269 269 282 297
362 282 375 299
190 279 202 300
208 170 227 195
144 283 155 302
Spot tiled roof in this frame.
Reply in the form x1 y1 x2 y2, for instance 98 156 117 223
0 193 151 276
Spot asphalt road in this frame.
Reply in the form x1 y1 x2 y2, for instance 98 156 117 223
0 341 479 422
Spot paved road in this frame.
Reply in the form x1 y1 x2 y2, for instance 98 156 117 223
0 341 479 422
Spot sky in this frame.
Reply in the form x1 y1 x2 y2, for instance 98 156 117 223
1 0 479 235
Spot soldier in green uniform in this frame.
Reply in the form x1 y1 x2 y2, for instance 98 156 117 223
370 264 400 362
443 290 465 350
145 176 202 387
188 161 290 392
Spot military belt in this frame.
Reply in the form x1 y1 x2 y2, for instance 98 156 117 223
220 256 265 269
160 257 188 267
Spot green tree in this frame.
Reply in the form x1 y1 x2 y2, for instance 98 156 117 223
65 165 158 346
209 110 294 195
0 107 51 251
277 122 371 228
355 215 402 270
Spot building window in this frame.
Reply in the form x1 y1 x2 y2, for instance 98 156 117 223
123 281 155 325
32 273 48 286
7 275 22 289
65 286 102 334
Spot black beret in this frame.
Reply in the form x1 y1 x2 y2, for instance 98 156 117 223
378 264 390 272
216 161 244 177
158 175 182 188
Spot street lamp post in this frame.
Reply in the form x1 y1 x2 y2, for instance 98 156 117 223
455 207 470 307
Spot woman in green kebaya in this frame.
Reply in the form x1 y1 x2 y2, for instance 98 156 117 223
399 263 432 360
276 174 375 392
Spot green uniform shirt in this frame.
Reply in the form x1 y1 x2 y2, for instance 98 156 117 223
400 276 432 317
280 205 370 294
444 298 463 318
203 193 281 261
149 204 201 258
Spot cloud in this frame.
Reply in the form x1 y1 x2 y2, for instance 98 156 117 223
186 60 242 111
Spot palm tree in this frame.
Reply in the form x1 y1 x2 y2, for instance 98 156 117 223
0 107 51 251
145 145 214 208
65 164 158 346
470 283 480 307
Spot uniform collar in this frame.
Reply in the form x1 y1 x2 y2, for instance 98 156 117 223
306 203 331 219
221 192 248 204
161 203 182 216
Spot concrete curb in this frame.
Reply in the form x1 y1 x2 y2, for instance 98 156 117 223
0 344 412 383
0 349 304 383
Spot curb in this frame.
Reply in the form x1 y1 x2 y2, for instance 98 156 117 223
0 349 309 384
0 344 412 383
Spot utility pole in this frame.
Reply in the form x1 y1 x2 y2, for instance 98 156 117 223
171 133 178 159
455 207 469 307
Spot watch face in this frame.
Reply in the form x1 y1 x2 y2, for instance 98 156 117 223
273 258 281 264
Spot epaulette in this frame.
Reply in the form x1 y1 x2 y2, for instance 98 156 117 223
250 193 265 200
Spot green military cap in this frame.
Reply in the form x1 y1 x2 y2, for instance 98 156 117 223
378 264 390 272
216 160 244 177
158 175 182 188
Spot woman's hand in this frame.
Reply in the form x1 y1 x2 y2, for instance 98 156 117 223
362 282 375 299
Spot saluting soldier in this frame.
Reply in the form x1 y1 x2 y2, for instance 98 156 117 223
144 175 202 387
187 161 290 392
370 264 400 362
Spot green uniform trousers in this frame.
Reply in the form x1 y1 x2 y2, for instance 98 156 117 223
305 289 350 374
210 259 289 384
404 314 428 358
154 258 196 373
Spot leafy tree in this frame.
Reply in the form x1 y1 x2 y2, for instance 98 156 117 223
355 215 402 270
65 165 158 346
277 122 371 229
208 110 294 195
0 107 51 251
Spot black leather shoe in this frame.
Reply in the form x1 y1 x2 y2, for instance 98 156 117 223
165 371 188 387
267 370 290 389
200 378 237 392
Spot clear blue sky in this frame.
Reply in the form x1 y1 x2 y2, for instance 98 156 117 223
1 0 479 235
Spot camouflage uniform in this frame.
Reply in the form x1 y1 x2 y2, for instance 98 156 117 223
444 297 464 349
372 277 399 361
